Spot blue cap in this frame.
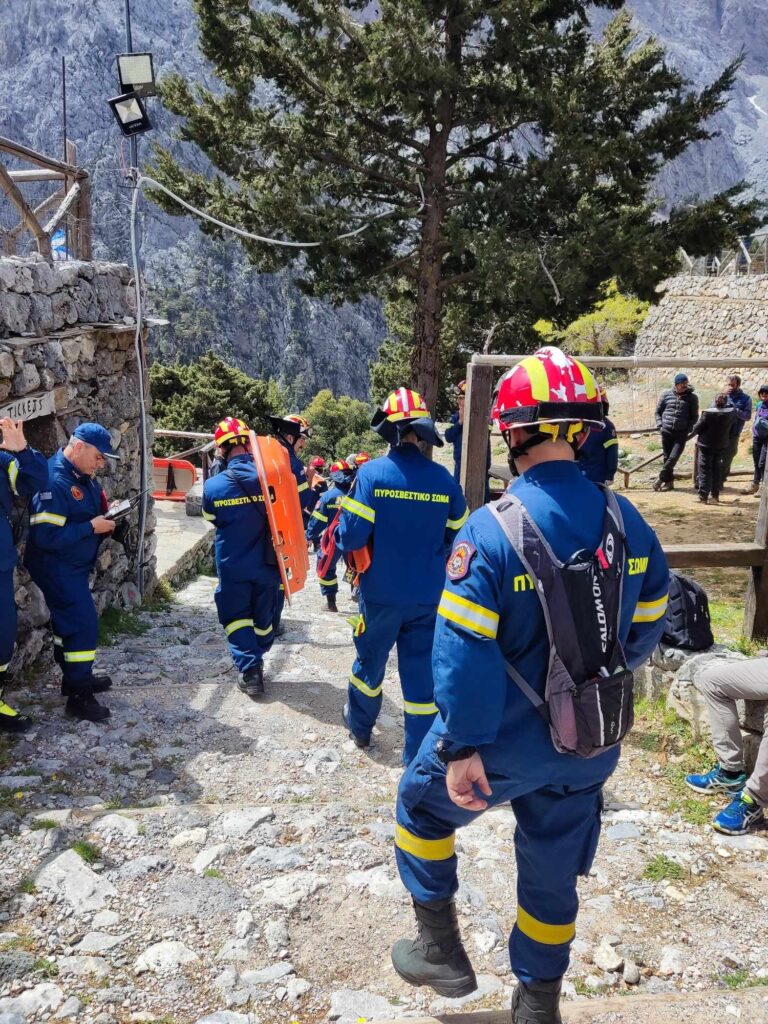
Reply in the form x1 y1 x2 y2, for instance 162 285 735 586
674 373 689 385
72 423 120 460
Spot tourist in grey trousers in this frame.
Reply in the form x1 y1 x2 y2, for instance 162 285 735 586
685 657 768 835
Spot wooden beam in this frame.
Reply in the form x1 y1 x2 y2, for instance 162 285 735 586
665 542 763 568
471 354 768 370
460 362 494 511
43 181 81 236
0 163 51 258
744 477 768 639
8 190 65 241
8 168 66 182
0 135 81 177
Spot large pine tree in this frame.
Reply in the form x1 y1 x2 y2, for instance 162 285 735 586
154 1 759 414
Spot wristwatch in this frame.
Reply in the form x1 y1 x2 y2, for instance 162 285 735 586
436 740 477 765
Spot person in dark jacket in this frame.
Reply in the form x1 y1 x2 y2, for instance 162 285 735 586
653 373 699 491
690 394 735 504
722 375 753 482
743 385 768 495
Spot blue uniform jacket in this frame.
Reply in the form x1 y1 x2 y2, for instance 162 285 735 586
202 454 280 586
445 414 463 483
25 450 107 576
727 389 752 435
336 444 468 606
306 482 348 544
432 461 668 787
578 418 619 484
0 447 49 572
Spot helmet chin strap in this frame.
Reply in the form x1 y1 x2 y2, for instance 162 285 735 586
505 427 584 475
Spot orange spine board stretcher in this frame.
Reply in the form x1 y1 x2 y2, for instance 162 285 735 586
152 458 197 502
249 431 309 603
317 507 372 582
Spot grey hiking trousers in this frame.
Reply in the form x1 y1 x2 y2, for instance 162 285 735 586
696 657 768 805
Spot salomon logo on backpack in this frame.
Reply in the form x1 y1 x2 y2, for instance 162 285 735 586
661 572 713 651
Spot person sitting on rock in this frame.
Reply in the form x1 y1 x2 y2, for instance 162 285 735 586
685 656 767 835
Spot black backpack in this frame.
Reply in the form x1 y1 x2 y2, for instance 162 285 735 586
662 572 713 651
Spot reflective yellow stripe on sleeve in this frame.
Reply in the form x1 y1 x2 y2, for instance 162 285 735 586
297 482 309 492
201 510 216 522
632 594 668 623
30 512 67 527
446 508 469 531
403 700 438 716
311 510 329 523
349 673 382 698
395 824 455 861
340 496 375 523
603 438 619 449
7 461 19 495
438 589 499 639
516 906 576 945
225 618 254 636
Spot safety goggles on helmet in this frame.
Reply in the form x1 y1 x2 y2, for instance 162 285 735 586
267 414 312 443
371 388 444 448
285 414 312 438
214 417 250 447
492 346 604 446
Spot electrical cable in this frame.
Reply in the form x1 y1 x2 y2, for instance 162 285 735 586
128 172 425 598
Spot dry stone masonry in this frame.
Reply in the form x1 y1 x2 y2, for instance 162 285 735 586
0 255 155 675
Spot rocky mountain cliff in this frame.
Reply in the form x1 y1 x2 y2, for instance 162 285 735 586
1 0 766 402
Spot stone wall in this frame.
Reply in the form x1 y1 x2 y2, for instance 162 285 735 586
635 275 768 392
0 256 155 674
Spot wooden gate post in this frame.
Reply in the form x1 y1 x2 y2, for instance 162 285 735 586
744 482 768 640
459 361 494 511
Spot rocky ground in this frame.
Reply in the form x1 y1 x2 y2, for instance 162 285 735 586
1 570 768 1024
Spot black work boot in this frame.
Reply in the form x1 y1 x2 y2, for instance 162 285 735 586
239 664 265 698
273 621 286 638
511 979 563 1024
65 693 110 723
62 674 113 697
0 692 32 734
342 703 370 749
326 594 338 613
391 898 477 998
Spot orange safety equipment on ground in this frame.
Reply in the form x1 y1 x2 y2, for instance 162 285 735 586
214 417 250 447
152 458 197 501
249 432 309 601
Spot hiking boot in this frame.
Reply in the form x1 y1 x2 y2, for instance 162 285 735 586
0 696 32 734
238 664 265 698
709 496 720 504
62 674 113 697
391 898 477 998
685 764 747 795
652 478 663 492
511 979 563 1024
713 791 765 836
659 481 674 491
697 495 708 503
743 483 760 495
273 622 286 639
326 594 338 613
342 703 370 749
65 694 110 723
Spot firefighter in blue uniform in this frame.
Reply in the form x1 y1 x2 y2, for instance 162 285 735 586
24 423 119 722
577 385 619 485
202 417 280 698
0 417 49 732
267 414 314 636
390 349 669 1024
336 388 468 765
306 458 355 613
445 380 491 499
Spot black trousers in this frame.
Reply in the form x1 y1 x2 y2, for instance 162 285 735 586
721 432 741 481
753 437 768 485
659 431 688 483
696 446 725 499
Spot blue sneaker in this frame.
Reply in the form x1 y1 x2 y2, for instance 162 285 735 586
713 792 764 836
685 765 747 795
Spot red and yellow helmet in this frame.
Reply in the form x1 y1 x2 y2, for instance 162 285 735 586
328 458 354 484
456 380 466 397
214 416 250 447
380 389 430 423
492 346 603 443
284 414 312 438
353 452 371 466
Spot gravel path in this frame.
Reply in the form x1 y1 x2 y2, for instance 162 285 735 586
1 571 767 1024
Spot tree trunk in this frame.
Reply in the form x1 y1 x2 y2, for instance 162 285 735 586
412 226 444 418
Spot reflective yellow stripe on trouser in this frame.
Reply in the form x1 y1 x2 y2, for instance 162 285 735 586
349 673 381 698
403 700 438 716
225 618 254 637
395 824 455 861
516 906 576 946
63 651 96 663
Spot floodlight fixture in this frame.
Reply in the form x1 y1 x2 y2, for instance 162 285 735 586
117 51 156 97
108 92 152 137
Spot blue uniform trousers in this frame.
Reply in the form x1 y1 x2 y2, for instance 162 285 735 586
395 735 606 985
317 548 342 597
0 570 16 675
347 600 438 764
33 570 99 694
272 585 286 632
215 580 278 674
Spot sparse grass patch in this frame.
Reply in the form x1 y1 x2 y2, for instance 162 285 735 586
98 607 151 647
643 854 684 882
573 978 593 997
0 935 35 952
712 969 768 990
0 786 20 812
29 819 59 831
710 600 762 655
71 840 100 863
203 868 224 879
677 797 715 827
32 958 59 979
143 578 176 611
105 796 123 809
16 877 37 894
